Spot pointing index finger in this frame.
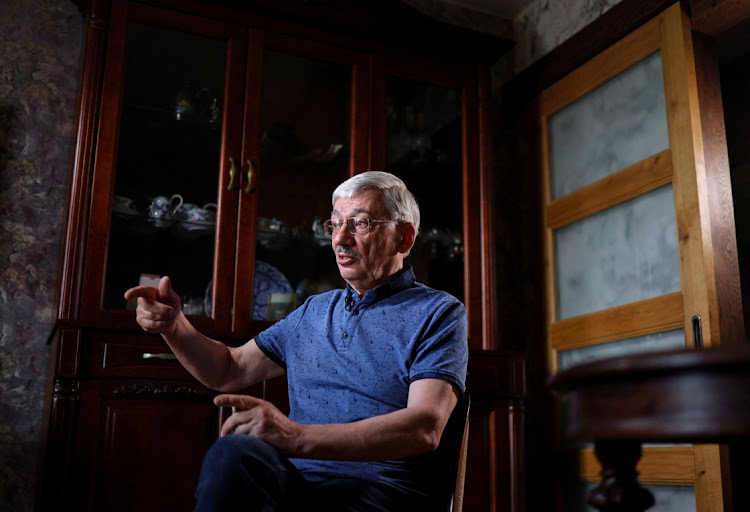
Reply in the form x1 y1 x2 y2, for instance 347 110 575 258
124 285 159 301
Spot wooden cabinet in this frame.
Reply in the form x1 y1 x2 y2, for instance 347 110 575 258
44 1 520 510
42 324 244 511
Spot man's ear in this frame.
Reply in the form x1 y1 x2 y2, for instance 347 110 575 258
397 223 417 254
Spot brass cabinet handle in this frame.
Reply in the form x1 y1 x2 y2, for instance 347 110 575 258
142 352 177 360
228 156 238 191
245 159 255 194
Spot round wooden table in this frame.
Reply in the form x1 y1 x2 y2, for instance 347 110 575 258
548 346 750 512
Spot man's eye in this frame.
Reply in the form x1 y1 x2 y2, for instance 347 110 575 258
354 219 368 228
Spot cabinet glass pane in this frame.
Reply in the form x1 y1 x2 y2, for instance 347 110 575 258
554 184 680 320
254 50 351 320
573 482 696 512
105 22 226 314
548 51 669 200
558 329 685 370
385 77 464 301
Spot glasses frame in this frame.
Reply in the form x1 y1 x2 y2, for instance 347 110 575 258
322 217 405 236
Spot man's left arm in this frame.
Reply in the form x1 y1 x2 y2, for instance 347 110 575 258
215 377 459 460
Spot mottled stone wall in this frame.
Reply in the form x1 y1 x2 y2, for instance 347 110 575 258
404 0 625 87
0 0 83 509
401 0 514 40
509 0 623 74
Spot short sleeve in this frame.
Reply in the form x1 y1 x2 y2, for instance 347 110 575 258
409 299 468 393
254 299 309 369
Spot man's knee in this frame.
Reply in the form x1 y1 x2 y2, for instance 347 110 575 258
196 435 297 511
204 434 271 467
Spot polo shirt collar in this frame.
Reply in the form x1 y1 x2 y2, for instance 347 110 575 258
345 265 415 306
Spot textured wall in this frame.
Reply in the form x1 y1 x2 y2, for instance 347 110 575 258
0 0 83 509
404 0 625 87
510 0 623 73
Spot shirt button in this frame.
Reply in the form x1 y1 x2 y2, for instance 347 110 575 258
343 332 348 338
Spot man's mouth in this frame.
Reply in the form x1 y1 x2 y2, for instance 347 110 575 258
336 246 361 264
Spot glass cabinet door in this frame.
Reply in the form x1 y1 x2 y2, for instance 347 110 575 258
239 41 359 326
385 77 465 302
82 1 246 329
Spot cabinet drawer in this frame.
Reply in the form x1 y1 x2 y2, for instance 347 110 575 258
88 333 194 380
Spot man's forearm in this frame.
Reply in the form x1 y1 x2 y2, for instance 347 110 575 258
161 313 235 390
293 406 446 461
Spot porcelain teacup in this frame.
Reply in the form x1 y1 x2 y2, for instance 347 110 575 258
175 202 217 225
148 194 183 226
112 195 138 215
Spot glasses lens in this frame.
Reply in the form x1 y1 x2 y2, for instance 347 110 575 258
323 220 334 236
351 218 370 234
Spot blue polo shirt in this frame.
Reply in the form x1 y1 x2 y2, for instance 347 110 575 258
254 265 468 494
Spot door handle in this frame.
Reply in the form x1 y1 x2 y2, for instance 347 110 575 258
142 352 177 360
228 156 238 191
692 314 703 349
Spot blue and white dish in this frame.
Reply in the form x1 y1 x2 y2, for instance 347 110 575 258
253 260 294 320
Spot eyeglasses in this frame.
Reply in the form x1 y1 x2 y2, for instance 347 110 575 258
322 217 404 236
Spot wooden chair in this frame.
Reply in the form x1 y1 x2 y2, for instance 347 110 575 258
449 395 470 512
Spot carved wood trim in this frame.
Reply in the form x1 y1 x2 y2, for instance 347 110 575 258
41 377 80 511
112 383 214 398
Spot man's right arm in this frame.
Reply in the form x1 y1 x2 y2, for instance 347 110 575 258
124 276 284 392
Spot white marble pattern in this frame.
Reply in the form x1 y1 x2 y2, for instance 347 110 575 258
548 51 669 199
511 0 624 74
554 184 680 320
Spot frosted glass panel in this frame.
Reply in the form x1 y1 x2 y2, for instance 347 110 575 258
558 329 685 370
548 51 669 199
555 184 680 320
574 482 695 512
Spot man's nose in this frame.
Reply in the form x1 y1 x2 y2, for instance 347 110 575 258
332 225 354 246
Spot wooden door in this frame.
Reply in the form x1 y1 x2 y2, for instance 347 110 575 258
232 29 370 335
538 3 740 510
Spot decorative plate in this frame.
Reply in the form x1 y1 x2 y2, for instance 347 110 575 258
253 260 294 320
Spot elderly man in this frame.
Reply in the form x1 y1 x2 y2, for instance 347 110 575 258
124 171 468 511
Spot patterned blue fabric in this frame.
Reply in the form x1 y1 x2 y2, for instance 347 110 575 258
254 265 468 493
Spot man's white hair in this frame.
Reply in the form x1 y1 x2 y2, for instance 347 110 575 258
332 170 420 236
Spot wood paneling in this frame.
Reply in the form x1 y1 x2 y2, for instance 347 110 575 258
549 292 685 351
689 0 750 35
547 149 673 230
691 32 745 347
580 446 696 484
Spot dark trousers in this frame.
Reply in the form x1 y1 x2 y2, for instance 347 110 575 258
194 434 437 512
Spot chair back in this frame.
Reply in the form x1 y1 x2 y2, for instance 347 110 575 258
449 395 470 512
